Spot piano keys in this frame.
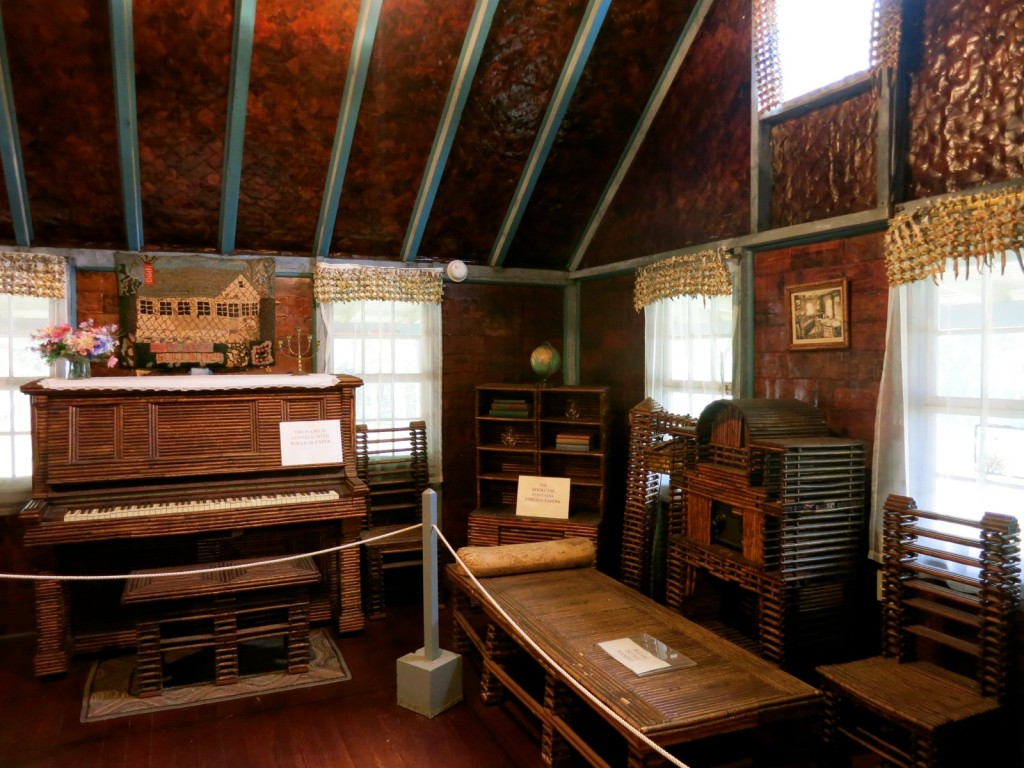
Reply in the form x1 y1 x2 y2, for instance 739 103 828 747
19 374 368 677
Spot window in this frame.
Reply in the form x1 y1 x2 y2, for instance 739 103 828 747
159 300 173 315
645 295 733 418
326 299 442 481
775 0 875 102
755 0 878 113
177 300 191 315
197 301 211 316
903 259 1024 521
139 298 154 314
0 295 62 500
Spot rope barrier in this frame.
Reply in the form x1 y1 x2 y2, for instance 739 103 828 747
0 523 420 581
434 525 691 768
0 514 690 766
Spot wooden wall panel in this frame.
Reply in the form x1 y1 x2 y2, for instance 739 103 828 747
134 0 232 250
581 0 751 269
907 0 1024 197
770 90 877 228
1 0 123 247
440 282 564 547
579 274 645 577
753 232 887 459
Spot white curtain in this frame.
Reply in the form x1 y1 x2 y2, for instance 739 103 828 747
871 258 1024 565
318 299 443 483
644 292 734 418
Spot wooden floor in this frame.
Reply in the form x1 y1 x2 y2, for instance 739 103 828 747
0 574 880 768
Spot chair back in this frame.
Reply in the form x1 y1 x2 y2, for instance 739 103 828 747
880 494 1020 703
354 420 429 530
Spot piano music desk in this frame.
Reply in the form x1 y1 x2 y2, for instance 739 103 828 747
122 556 320 697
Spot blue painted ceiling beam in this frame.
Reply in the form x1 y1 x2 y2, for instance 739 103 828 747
109 0 144 252
401 0 499 263
218 0 258 255
488 0 611 268
312 0 383 259
0 11 31 245
566 0 715 271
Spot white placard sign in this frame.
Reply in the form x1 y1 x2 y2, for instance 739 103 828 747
597 637 672 676
279 419 343 466
515 475 571 519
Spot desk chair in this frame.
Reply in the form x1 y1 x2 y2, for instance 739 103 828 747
817 494 1020 767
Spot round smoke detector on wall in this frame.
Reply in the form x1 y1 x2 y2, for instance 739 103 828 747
446 260 468 282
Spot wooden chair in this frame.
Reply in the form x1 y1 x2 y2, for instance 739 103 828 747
816 494 1021 767
355 420 429 619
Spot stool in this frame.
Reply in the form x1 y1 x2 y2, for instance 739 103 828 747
122 556 320 697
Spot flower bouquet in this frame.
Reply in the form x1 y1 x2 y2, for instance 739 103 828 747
30 320 120 377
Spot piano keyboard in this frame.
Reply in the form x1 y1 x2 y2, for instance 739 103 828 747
65 490 341 521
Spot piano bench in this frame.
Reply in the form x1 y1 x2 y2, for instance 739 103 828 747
122 556 321 698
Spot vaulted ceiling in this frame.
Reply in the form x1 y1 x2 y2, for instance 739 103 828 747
0 0 757 275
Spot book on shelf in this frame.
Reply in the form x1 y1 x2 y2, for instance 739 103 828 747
489 398 529 417
555 432 593 451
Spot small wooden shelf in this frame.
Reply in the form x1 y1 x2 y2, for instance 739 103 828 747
471 384 610 549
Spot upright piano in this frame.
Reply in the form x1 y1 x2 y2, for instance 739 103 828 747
19 373 368 677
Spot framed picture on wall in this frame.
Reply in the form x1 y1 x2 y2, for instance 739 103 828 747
787 279 849 350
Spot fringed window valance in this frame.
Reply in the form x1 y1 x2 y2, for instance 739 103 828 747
633 248 733 312
314 263 443 304
0 251 66 298
754 0 901 116
885 186 1024 286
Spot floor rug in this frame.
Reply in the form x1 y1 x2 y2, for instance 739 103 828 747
81 629 350 722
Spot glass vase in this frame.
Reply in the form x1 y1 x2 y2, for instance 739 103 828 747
65 356 91 379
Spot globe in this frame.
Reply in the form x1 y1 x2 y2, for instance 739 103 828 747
530 342 561 383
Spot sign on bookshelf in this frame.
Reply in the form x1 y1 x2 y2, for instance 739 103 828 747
515 475 571 519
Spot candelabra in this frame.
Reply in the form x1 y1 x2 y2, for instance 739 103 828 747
277 326 319 374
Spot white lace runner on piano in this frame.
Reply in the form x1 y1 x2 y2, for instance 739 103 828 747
65 490 341 521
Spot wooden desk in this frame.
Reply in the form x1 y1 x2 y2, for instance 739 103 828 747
448 565 821 768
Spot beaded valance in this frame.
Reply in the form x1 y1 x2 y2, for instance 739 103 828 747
885 186 1024 286
314 263 443 304
0 251 66 298
753 0 782 115
633 248 733 312
870 0 901 72
754 0 901 116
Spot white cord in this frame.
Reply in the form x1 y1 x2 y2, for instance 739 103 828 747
435 525 691 768
0 523 420 581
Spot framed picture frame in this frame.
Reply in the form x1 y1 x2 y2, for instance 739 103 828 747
787 279 849 350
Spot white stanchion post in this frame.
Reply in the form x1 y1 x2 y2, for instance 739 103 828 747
396 489 463 717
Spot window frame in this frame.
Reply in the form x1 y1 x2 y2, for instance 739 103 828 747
644 293 735 419
321 298 442 483
0 293 66 505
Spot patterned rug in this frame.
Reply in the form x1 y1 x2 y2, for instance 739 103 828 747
81 629 350 722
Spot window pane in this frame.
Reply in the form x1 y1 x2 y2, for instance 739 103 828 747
393 383 421 421
13 390 32 432
0 434 12 479
0 388 10 432
989 332 1024 399
394 339 420 374
776 0 874 101
13 433 32 477
934 333 981 398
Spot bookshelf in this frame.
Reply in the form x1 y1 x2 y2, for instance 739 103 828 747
471 383 610 547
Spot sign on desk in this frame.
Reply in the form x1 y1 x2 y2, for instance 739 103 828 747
280 419 343 466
